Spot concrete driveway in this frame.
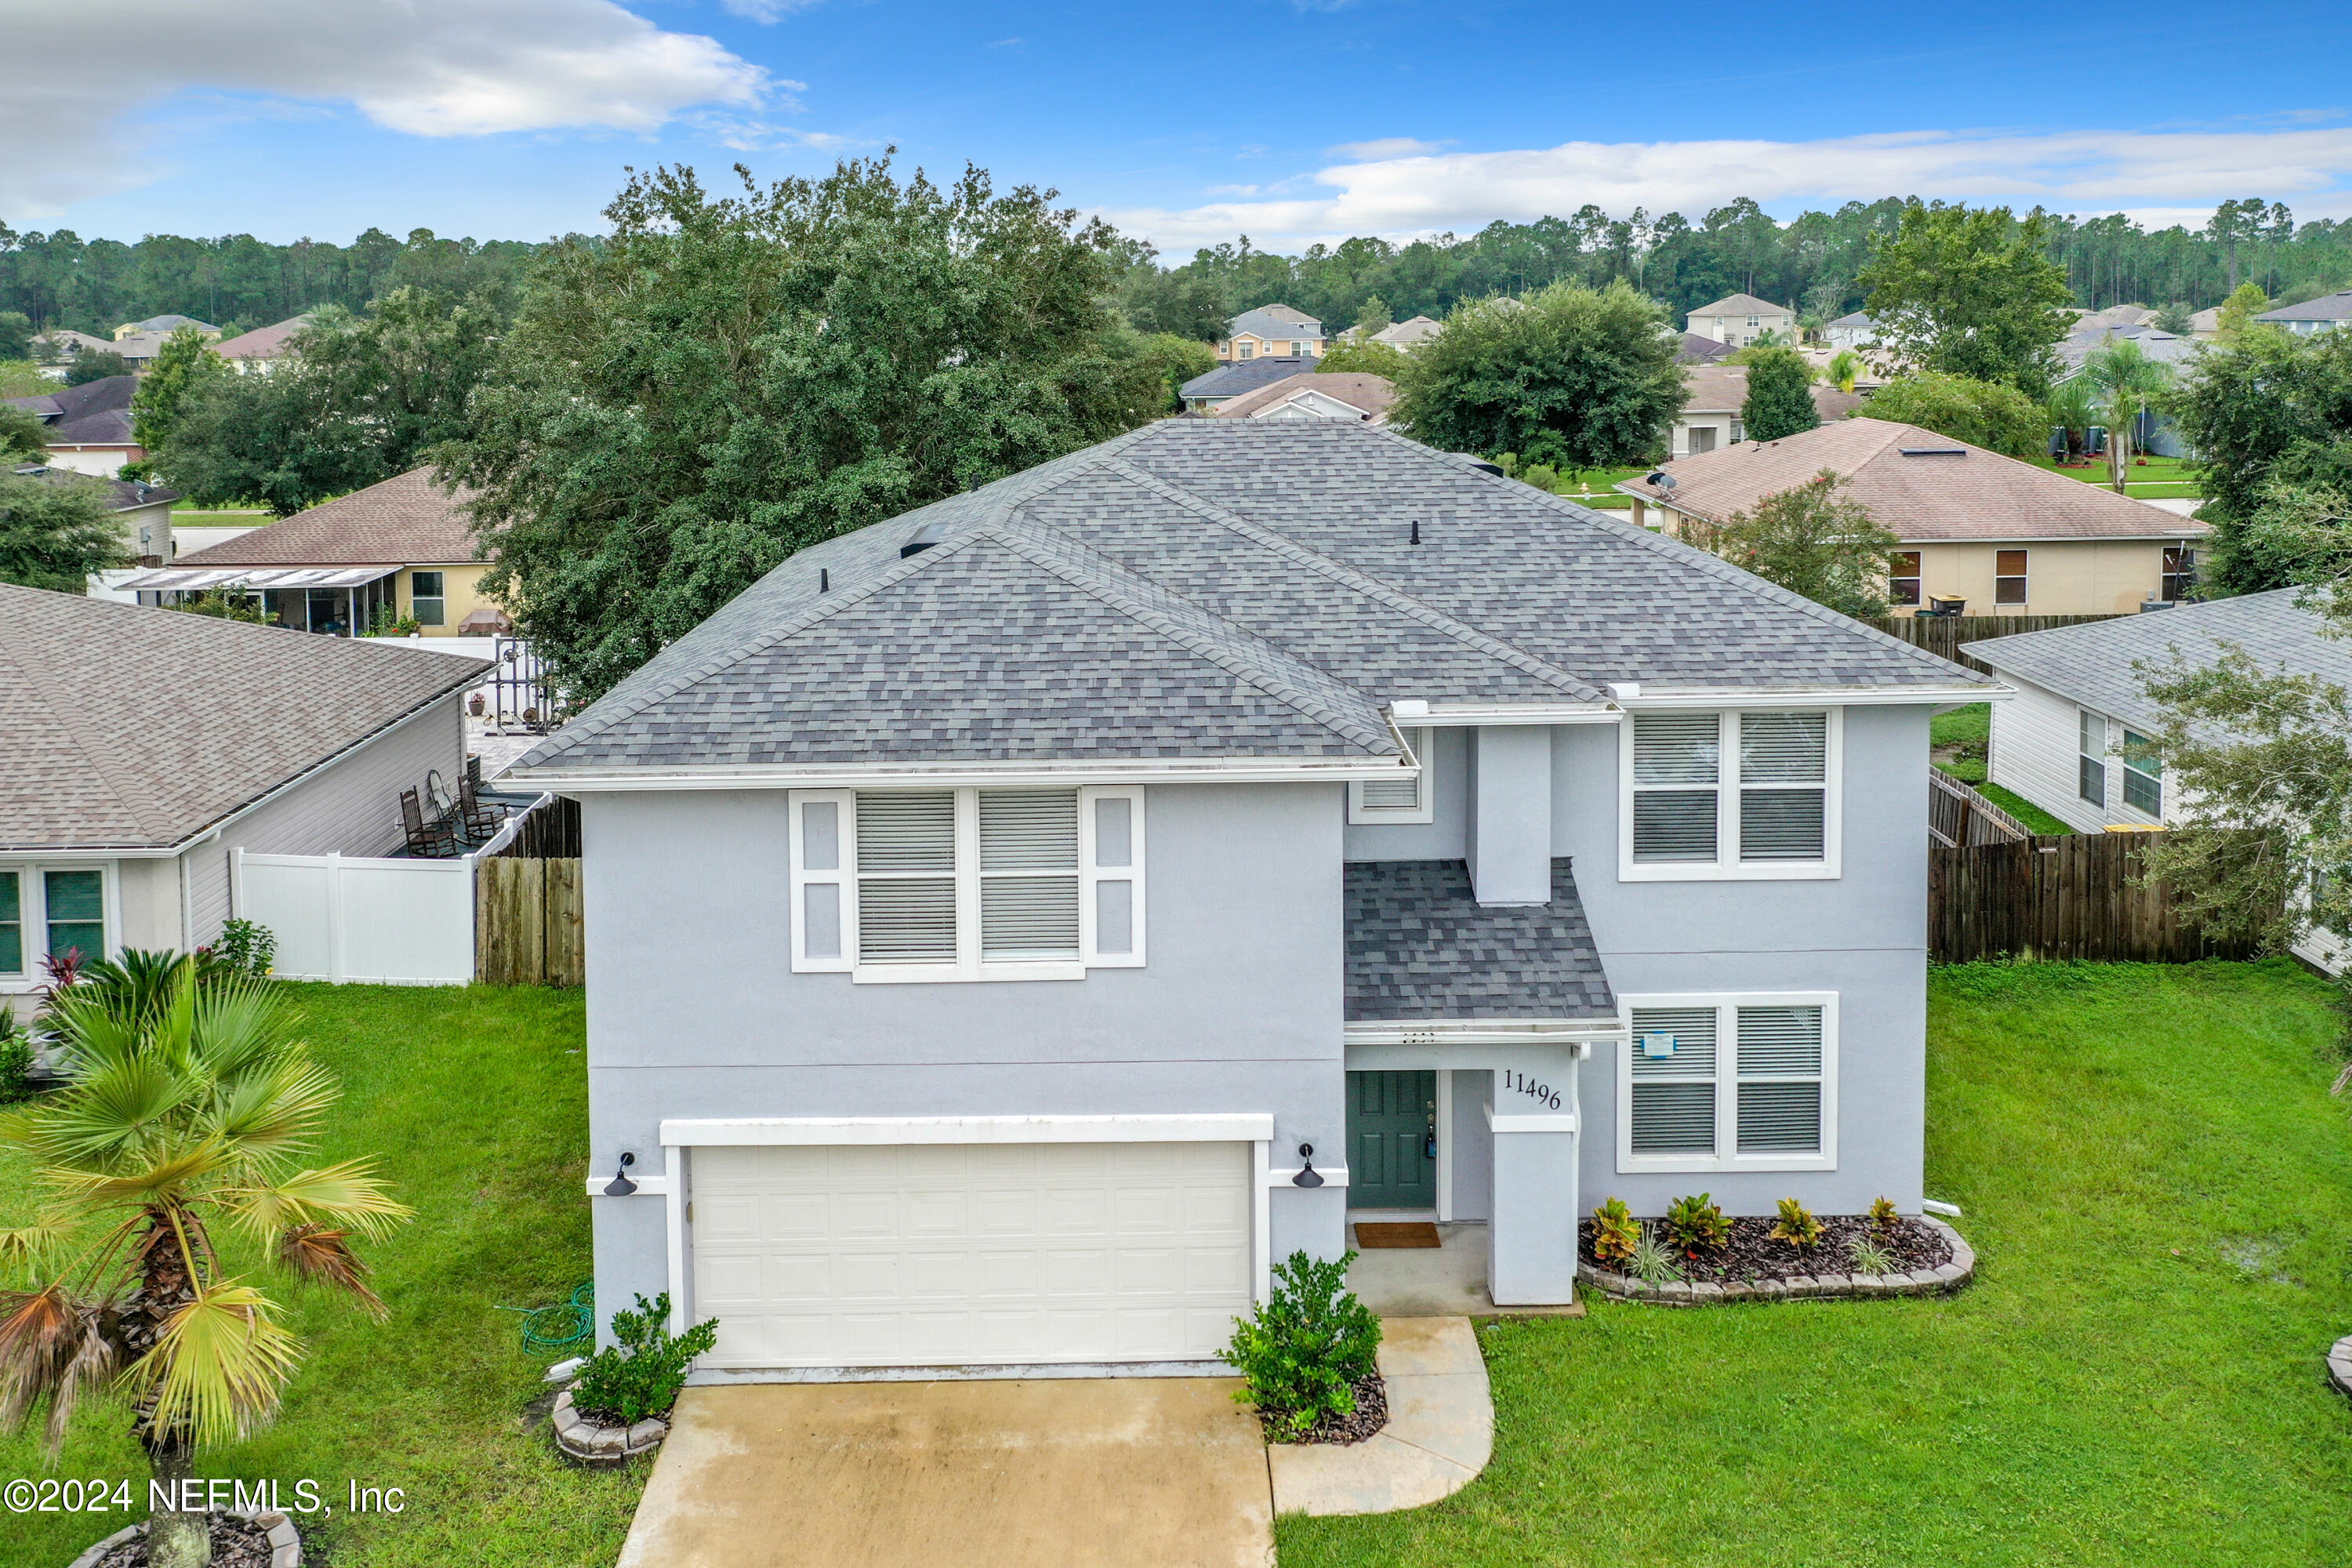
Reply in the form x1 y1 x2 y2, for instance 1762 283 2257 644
615 1377 1275 1568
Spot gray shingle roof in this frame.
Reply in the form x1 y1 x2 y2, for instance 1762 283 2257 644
1963 588 2352 733
0 584 487 850
1345 858 1615 1021
2258 290 2352 324
5 376 138 447
515 420 1988 779
1180 358 1321 400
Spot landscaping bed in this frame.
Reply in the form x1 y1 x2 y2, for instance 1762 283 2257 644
1276 1372 1388 1446
81 1512 298 1568
1577 1211 1954 1289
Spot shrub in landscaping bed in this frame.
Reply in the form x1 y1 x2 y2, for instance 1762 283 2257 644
572 1293 718 1425
1223 1250 1384 1443
1580 1205 1952 1286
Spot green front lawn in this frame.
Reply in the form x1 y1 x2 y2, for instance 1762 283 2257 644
1281 960 2352 1566
0 984 637 1568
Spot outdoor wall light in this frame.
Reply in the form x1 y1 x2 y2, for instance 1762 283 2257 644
1293 1143 1324 1189
604 1151 638 1197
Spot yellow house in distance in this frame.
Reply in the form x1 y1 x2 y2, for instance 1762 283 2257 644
1214 304 1328 362
1617 418 2207 618
123 467 507 637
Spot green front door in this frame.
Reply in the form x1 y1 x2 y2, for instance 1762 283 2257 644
1348 1069 1436 1210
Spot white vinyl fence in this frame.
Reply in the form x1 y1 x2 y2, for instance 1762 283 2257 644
231 848 475 985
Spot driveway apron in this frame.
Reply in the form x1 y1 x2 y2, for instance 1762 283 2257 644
615 1376 1275 1568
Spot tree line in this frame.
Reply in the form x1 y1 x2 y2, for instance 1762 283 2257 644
7 195 2350 343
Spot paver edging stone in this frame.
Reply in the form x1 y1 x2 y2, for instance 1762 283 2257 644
552 1387 670 1468
1578 1216 1976 1305
66 1508 301 1568
2328 1334 2352 1400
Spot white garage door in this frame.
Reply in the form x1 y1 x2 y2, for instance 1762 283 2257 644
689 1141 1254 1369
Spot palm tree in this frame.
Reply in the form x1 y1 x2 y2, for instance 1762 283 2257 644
1824 350 1862 394
2077 336 2175 494
0 960 408 1568
2045 377 2097 463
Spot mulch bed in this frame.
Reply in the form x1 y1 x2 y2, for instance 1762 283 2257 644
1269 1370 1388 1446
96 1512 281 1568
1578 1214 1951 1287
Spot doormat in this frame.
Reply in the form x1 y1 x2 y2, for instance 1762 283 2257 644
1356 1221 1442 1249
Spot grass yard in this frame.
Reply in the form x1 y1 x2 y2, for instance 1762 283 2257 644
0 984 639 1568
1280 959 2352 1566
1929 702 2073 833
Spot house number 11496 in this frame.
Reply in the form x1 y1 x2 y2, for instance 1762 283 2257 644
1502 1070 1563 1110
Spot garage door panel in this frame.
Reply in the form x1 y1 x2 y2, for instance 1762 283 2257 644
691 1140 1254 1368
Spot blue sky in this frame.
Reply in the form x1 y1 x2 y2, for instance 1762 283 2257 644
9 0 2351 254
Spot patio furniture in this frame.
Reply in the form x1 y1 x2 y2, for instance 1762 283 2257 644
459 772 508 841
400 787 459 858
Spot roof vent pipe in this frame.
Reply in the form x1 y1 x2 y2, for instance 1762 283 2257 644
819 568 829 593
1410 518 1421 545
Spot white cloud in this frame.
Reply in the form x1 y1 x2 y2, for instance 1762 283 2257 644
1108 124 2352 250
1327 138 1446 161
720 0 823 20
2 0 771 217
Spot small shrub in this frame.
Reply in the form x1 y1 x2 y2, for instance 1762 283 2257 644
1769 1196 1824 1251
572 1293 720 1425
0 1012 34 1105
210 918 278 980
1846 1232 1899 1278
1221 1250 1381 1443
1591 1196 1639 1265
1628 1223 1683 1287
1867 1196 1903 1243
1663 1192 1732 1258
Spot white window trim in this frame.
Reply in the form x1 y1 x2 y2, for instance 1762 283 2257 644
0 861 120 994
1348 727 1433 825
1616 991 1839 1174
2077 708 2110 810
2119 728 2162 821
1617 707 1842 882
788 786 1144 982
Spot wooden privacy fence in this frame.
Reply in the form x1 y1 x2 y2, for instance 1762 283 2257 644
476 855 583 985
1928 832 2257 964
1929 770 2029 848
1865 614 2118 674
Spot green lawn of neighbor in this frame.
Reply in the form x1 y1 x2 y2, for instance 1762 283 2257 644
1279 959 2352 1567
0 984 639 1568
1929 703 2074 833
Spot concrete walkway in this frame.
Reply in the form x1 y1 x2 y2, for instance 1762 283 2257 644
1267 1317 1493 1517
616 1376 1273 1568
1346 1221 1583 1318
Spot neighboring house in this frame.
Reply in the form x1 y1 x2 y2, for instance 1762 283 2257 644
12 466 176 564
1823 312 1878 350
1684 293 1797 347
2256 290 2352 336
2187 306 2223 339
109 332 183 369
1619 417 2206 616
1210 372 1396 425
1668 365 1864 458
1963 590 2349 976
114 314 220 339
1216 304 1327 362
1675 332 1733 365
1369 315 1443 350
1178 355 1321 413
507 417 1991 1373
31 329 114 366
122 466 493 637
0 583 485 1014
2 376 143 477
2054 325 2204 458
212 315 312 374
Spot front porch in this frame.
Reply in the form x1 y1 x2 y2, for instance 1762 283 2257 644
1342 858 1624 1308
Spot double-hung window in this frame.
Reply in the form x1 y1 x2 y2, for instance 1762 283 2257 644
409 571 446 627
1888 551 1922 607
1623 710 1838 880
2122 730 2161 816
2078 710 2108 807
790 787 1144 980
1994 549 2028 606
0 867 108 982
1620 993 1837 1172
1348 727 1433 824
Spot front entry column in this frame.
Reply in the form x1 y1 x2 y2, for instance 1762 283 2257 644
1485 1051 1583 1305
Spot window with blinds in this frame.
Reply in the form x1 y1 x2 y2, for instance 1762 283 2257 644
790 786 1143 976
2122 731 2161 817
1629 710 1832 873
1618 995 1836 1171
1349 728 1432 823
2078 710 2107 807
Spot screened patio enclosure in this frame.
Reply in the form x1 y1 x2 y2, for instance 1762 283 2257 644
118 565 396 636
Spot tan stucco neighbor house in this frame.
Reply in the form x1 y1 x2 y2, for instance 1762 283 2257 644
1669 365 1864 458
1210 371 1396 425
1618 418 2206 617
1215 303 1328 361
124 466 498 637
1684 292 1797 347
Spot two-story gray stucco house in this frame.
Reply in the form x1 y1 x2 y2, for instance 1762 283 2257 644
510 420 1992 1377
